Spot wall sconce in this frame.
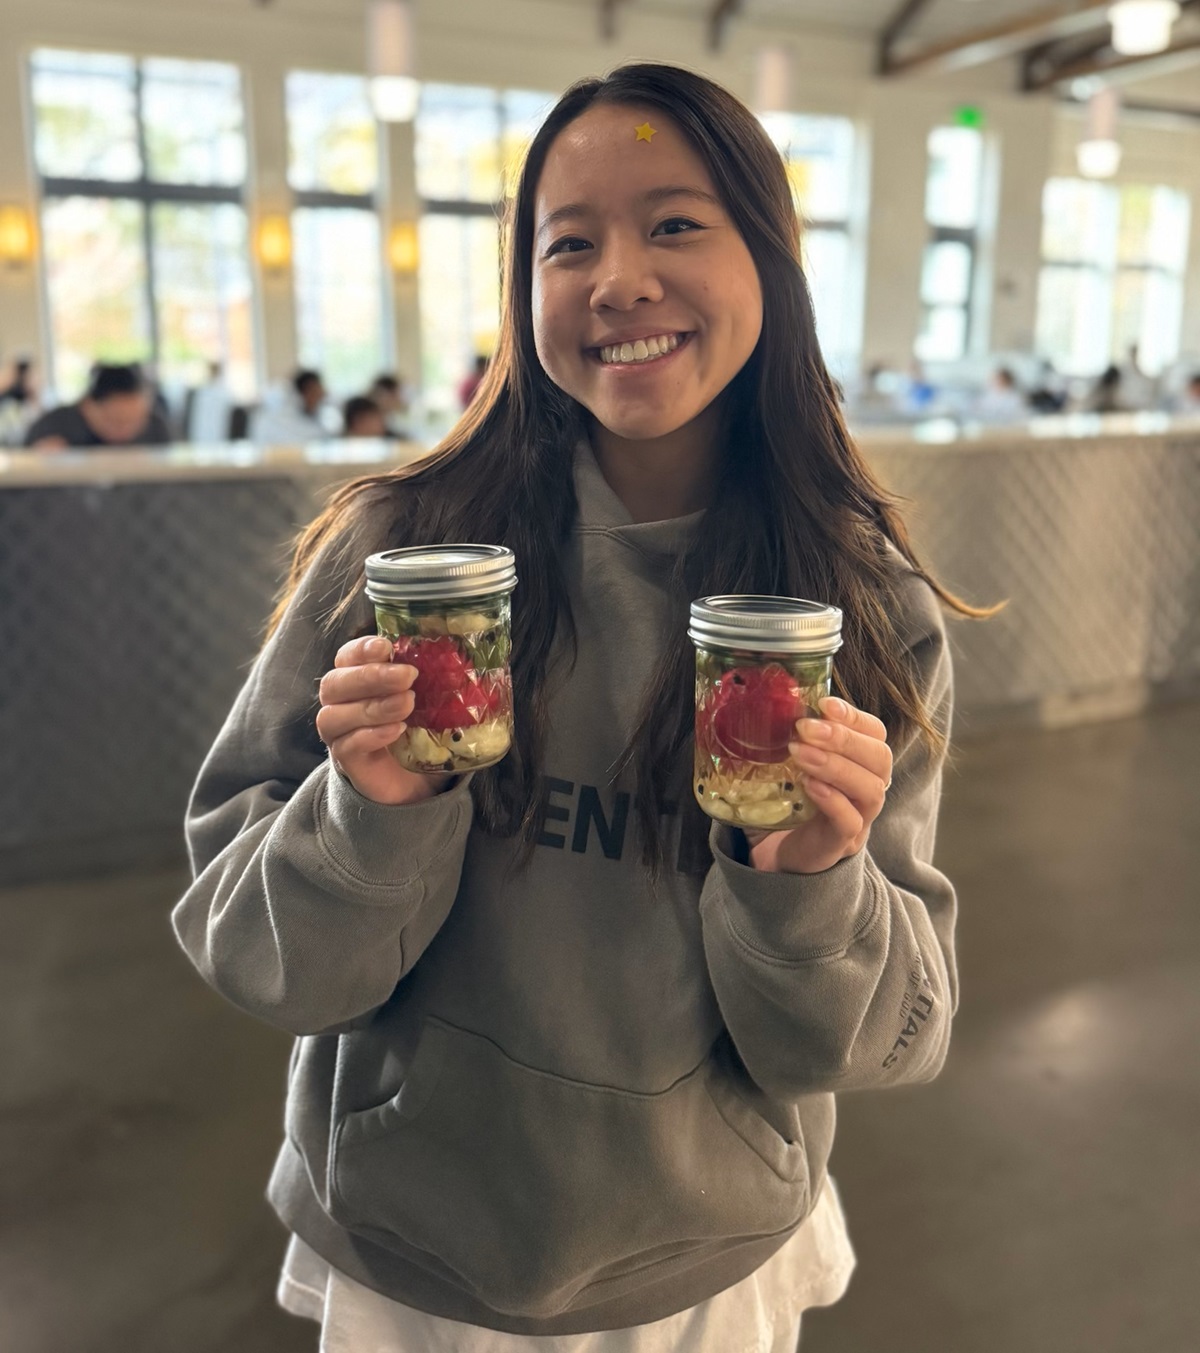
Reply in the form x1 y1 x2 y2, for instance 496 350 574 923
0 204 35 269
388 220 419 274
256 215 293 272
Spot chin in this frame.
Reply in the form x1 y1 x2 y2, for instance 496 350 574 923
589 407 691 443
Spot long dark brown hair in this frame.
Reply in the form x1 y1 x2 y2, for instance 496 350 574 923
268 62 993 866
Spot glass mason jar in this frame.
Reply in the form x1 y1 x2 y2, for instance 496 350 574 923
689 595 843 830
364 545 518 775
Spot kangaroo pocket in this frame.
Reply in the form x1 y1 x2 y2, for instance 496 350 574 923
329 1017 809 1319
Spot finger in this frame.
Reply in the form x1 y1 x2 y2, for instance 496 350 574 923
319 659 417 707
789 746 888 817
818 697 888 743
328 721 408 764
801 777 864 839
316 689 416 744
794 717 893 783
334 635 395 669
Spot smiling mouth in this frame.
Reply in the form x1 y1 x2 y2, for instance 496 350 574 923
591 332 691 366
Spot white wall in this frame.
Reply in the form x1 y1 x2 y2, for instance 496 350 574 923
1 0 1197 393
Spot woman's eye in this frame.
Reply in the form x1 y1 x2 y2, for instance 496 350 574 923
654 217 702 237
546 236 591 257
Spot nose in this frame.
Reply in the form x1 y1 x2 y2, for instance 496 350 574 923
589 233 664 313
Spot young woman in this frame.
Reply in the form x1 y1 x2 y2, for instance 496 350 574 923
174 62 978 1352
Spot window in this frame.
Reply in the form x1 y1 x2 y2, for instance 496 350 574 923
30 50 255 402
286 72 387 395
760 113 860 372
1035 179 1190 377
916 126 985 362
415 85 553 421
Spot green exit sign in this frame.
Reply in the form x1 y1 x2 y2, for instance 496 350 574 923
954 104 985 129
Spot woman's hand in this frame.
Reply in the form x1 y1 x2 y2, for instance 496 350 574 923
316 636 453 805
745 697 892 875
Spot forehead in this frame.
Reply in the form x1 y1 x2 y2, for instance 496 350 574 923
535 103 718 212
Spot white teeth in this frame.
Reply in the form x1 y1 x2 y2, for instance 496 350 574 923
599 333 682 365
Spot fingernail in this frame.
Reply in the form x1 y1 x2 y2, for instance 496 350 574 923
821 697 846 718
805 720 833 740
370 637 391 658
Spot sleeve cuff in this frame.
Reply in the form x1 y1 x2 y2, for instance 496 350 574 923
316 760 474 889
707 823 879 961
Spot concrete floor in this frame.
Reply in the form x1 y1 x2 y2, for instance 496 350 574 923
2 704 1198 1353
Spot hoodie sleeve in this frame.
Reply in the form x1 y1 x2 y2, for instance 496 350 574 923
171 530 474 1037
698 570 957 1099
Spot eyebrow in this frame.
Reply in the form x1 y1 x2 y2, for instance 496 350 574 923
536 185 722 238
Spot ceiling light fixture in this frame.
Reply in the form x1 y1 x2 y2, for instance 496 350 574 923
1076 86 1122 178
367 0 419 122
1108 0 1181 57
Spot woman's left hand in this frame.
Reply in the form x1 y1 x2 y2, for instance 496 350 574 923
746 697 893 875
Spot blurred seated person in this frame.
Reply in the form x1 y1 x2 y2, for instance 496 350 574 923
187 360 233 444
1085 365 1125 415
24 363 171 450
250 368 328 445
458 353 489 410
1027 359 1067 414
1175 372 1200 415
369 373 410 434
0 356 37 409
899 359 937 417
973 367 1027 425
1119 343 1158 411
342 395 387 438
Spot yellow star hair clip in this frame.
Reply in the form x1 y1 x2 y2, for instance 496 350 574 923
635 122 657 143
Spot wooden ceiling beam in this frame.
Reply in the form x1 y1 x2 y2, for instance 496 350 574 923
708 0 743 53
877 0 937 75
1023 33 1200 89
880 0 1116 78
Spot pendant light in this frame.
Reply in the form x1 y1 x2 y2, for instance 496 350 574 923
1108 1 1181 56
367 0 419 122
1076 86 1122 178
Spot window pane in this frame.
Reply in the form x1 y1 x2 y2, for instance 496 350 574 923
1041 178 1116 265
1143 186 1189 271
416 84 502 202
501 89 554 197
287 73 378 195
418 214 501 419
30 49 140 181
761 113 855 222
921 240 972 305
802 227 852 366
293 208 384 393
142 59 246 186
1113 268 1183 375
925 126 982 229
152 203 256 399
1035 265 1110 375
42 197 151 398
915 305 967 362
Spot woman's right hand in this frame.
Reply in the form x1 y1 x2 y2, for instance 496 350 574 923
316 636 453 805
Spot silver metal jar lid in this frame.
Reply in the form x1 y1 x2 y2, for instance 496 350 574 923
365 544 517 603
688 595 843 655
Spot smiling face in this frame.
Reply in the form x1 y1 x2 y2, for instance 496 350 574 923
531 103 763 448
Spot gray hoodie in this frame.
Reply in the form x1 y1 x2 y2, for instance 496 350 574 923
172 442 957 1335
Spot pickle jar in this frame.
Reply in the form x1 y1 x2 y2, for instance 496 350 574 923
364 544 518 775
689 595 843 830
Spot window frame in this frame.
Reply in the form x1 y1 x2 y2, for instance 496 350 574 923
30 53 253 397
